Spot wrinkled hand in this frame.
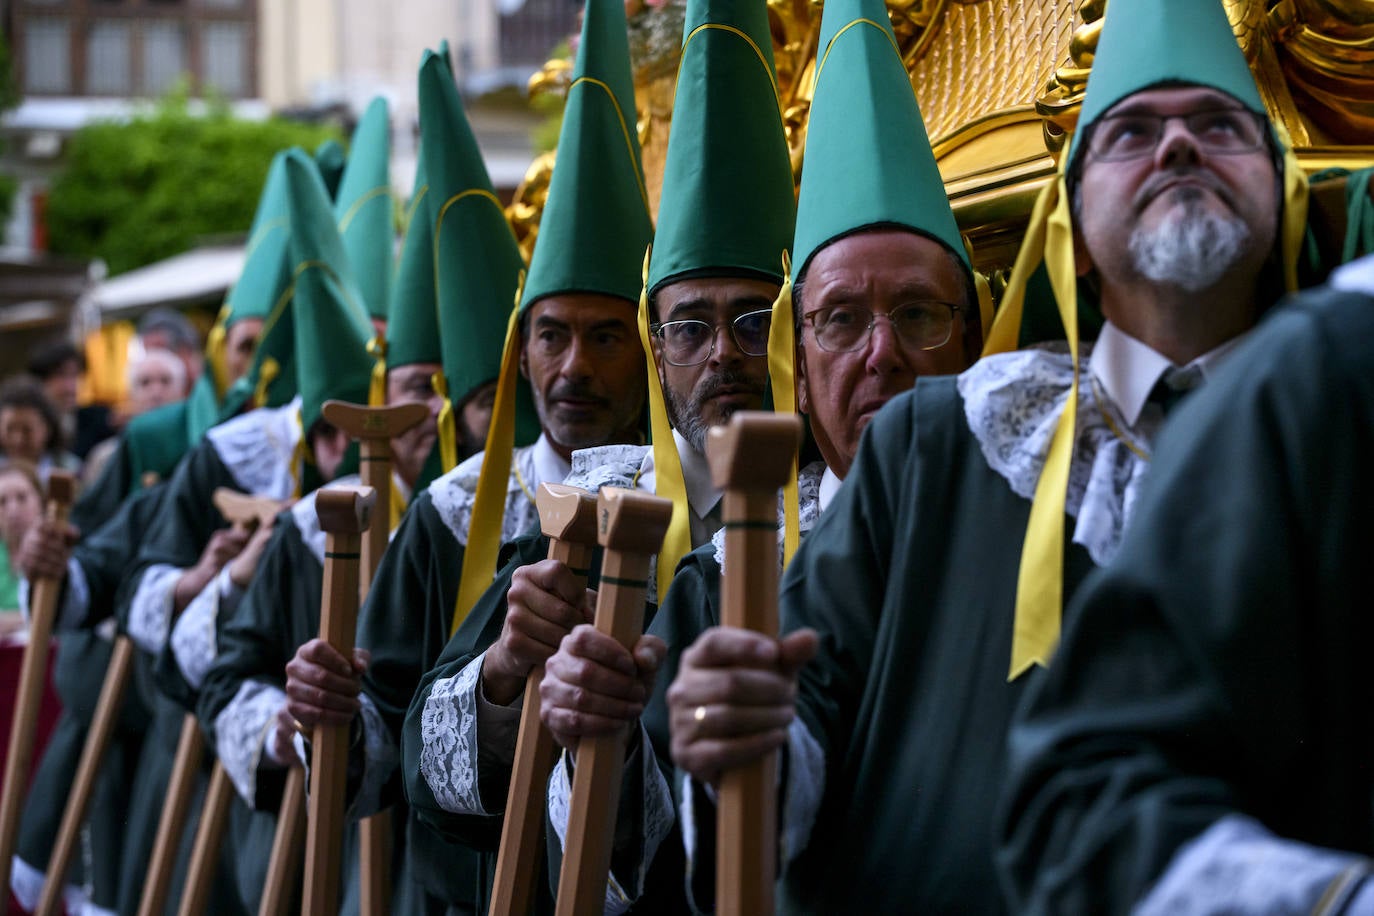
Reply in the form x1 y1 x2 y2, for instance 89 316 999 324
15 518 80 582
540 625 666 753
481 559 594 706
267 705 304 768
667 627 818 787
228 521 275 588
285 639 369 728
173 526 250 613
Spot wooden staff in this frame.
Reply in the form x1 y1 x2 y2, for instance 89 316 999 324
490 484 599 916
319 399 427 916
0 471 76 916
256 763 305 916
554 488 673 916
301 486 375 916
136 487 281 916
706 412 801 916
175 762 234 916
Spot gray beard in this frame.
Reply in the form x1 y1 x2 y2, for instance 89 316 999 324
663 382 710 454
1128 202 1252 293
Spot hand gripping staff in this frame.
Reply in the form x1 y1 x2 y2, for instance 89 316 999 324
554 488 674 916
490 483 599 916
136 488 283 916
0 471 75 916
706 412 801 916
302 485 376 916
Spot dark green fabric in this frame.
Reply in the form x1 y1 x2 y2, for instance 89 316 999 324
283 148 376 432
315 139 347 200
334 97 394 321
791 0 966 277
223 152 294 327
646 0 794 293
770 378 1095 913
519 0 652 309
386 156 442 370
1000 285 1374 914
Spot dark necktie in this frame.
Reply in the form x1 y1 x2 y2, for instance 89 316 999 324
1149 365 1203 417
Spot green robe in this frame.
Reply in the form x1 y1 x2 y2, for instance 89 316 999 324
768 377 1096 914
1000 282 1374 914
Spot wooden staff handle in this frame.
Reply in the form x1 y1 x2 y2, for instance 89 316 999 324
211 487 284 531
137 714 206 916
302 486 375 916
706 412 802 916
35 635 136 916
256 766 306 916
176 762 234 916
0 471 76 916
554 488 673 916
489 484 599 916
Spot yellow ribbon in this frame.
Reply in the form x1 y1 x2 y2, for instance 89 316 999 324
291 406 307 499
366 335 388 408
636 246 693 604
390 476 407 533
205 304 231 400
252 356 280 410
767 250 801 565
984 157 1080 681
451 274 527 637
433 371 457 474
1277 125 1310 295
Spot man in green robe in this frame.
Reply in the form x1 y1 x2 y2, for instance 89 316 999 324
999 254 1374 914
659 0 1314 911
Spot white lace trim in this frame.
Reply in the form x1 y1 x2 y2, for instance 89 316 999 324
418 651 484 815
547 748 635 915
958 344 1159 566
563 444 662 605
290 474 361 565
205 397 302 500
712 461 826 573
127 563 180 654
1331 251 1374 295
781 718 825 866
429 445 544 548
11 855 88 913
214 679 286 807
170 566 238 690
349 691 398 819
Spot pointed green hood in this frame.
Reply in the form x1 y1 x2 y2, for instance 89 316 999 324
385 156 441 371
315 139 347 201
520 0 653 309
283 148 376 433
646 0 795 293
222 152 292 329
793 0 967 278
417 49 530 435
334 97 394 322
1068 0 1267 168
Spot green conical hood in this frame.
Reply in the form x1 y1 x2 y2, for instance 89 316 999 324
418 49 533 437
385 155 442 370
647 0 795 293
793 0 967 277
1069 0 1265 166
521 0 653 309
315 139 347 200
283 148 376 433
334 97 394 321
223 152 292 328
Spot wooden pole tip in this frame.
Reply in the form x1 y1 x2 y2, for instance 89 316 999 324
322 400 430 440
536 484 599 544
212 488 285 529
315 486 377 534
706 412 802 490
596 487 673 552
45 470 77 506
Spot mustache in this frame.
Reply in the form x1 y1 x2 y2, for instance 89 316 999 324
1133 168 1233 213
695 370 767 403
547 382 607 405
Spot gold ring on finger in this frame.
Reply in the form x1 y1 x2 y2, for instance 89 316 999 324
694 705 707 725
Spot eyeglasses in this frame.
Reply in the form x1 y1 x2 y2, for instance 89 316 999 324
802 302 962 354
651 308 772 367
1086 108 1267 162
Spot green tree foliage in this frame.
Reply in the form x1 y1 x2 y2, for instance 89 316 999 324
46 88 339 275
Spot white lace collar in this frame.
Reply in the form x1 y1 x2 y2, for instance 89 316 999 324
290 473 362 564
427 435 566 546
1332 251 1374 294
712 460 827 573
205 396 302 499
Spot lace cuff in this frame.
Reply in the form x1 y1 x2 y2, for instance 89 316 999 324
215 680 286 806
781 717 824 865
349 691 399 819
1137 814 1374 916
418 652 485 815
127 564 181 653
170 567 238 689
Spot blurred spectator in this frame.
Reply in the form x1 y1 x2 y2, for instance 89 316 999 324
82 348 187 486
0 377 81 483
0 460 43 620
27 341 115 460
137 307 203 392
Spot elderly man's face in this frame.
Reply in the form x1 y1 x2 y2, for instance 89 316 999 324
1076 86 1279 295
651 277 776 454
797 229 973 478
520 294 646 459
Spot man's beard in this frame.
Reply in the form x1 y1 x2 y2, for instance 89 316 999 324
1128 197 1252 293
663 369 764 454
